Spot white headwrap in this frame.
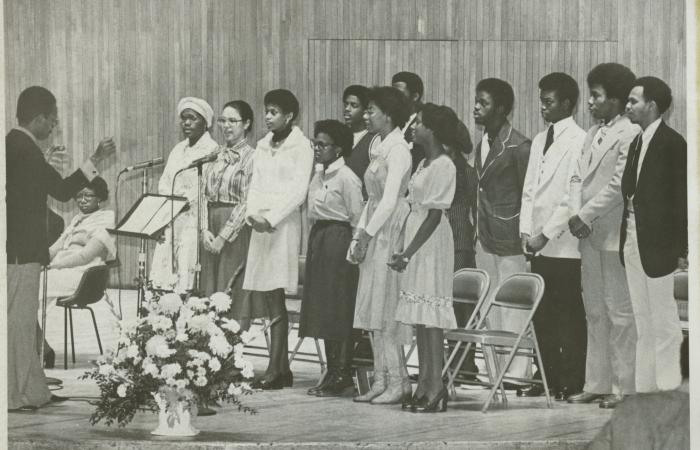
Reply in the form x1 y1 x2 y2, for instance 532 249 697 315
177 97 214 128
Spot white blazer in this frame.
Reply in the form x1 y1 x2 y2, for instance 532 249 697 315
520 116 585 258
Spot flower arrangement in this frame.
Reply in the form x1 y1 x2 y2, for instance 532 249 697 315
81 290 256 427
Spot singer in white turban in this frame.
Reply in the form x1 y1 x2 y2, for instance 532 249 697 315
150 97 219 293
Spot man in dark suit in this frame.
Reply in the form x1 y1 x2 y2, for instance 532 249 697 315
620 76 686 393
473 78 532 382
342 84 373 198
391 71 425 172
7 86 115 411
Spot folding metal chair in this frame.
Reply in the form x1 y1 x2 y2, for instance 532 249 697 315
674 270 688 336
56 265 110 369
441 268 490 394
444 272 551 412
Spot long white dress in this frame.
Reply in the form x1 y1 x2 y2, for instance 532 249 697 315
394 155 457 329
150 132 218 293
243 126 313 293
353 128 414 345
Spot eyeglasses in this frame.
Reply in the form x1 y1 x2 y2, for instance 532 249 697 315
75 193 98 201
217 118 244 126
312 141 335 150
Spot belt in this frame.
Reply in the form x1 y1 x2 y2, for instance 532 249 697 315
208 201 237 208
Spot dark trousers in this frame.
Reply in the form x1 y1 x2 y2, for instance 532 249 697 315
530 256 587 391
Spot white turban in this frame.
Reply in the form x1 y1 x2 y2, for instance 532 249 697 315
177 97 214 128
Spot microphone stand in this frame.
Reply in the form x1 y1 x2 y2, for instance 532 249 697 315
136 167 150 317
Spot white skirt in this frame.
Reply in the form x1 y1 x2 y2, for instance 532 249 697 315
243 210 301 293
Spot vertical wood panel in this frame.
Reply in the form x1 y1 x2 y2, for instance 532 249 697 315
4 0 686 287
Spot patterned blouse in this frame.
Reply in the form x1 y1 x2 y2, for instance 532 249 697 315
203 139 255 242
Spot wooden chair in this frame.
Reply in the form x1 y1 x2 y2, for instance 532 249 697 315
441 268 490 393
674 271 688 336
444 273 551 412
56 265 110 369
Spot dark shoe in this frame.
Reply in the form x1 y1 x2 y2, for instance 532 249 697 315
252 371 293 390
402 391 423 411
50 394 68 403
567 391 606 404
197 405 217 416
502 382 527 391
599 394 625 409
44 347 56 369
308 371 334 396
516 384 543 397
408 373 419 382
45 377 63 386
411 387 448 413
555 387 571 401
316 372 355 397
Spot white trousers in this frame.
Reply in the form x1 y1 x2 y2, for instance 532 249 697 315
580 241 636 395
623 213 682 392
475 242 532 381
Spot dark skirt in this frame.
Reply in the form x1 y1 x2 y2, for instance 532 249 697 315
200 204 267 320
298 220 358 340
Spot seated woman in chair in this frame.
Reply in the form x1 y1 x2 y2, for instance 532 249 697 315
39 177 116 364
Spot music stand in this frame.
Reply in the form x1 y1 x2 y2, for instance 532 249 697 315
109 193 188 315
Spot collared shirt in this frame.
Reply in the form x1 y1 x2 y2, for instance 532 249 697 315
586 114 625 168
480 133 491 167
307 157 364 226
353 130 368 147
203 139 255 241
637 117 662 180
402 112 417 150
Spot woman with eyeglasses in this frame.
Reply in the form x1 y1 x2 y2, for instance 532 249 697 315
150 97 219 293
39 176 116 364
350 86 413 405
244 89 313 390
200 100 259 329
391 104 458 413
299 119 364 397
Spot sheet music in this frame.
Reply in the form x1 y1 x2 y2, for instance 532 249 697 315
118 196 166 233
114 195 189 236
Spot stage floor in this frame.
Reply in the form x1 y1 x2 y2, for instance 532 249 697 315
9 289 612 450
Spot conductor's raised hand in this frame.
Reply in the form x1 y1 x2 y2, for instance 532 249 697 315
45 145 70 171
90 137 117 165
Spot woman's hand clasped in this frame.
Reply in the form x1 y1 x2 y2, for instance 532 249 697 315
249 215 274 233
387 252 409 273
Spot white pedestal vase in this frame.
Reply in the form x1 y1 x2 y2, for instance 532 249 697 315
151 390 200 436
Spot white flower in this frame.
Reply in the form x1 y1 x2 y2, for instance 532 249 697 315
143 362 159 377
175 379 189 390
186 369 195 379
209 357 221 372
240 330 253 344
158 293 183 315
126 344 139 358
194 376 208 387
145 335 175 358
209 292 232 313
197 366 207 377
117 384 128 398
175 332 188 342
188 314 211 334
234 357 245 369
240 381 252 391
187 296 209 311
147 314 173 332
209 334 232 358
99 364 114 376
155 344 175 358
227 383 242 396
160 363 182 379
221 318 241 334
241 360 254 379
165 377 177 387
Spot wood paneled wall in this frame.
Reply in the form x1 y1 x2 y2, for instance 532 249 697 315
4 0 686 287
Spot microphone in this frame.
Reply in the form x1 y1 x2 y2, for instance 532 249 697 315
183 151 219 169
120 157 165 173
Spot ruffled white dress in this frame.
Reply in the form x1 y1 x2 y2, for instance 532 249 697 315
395 155 457 329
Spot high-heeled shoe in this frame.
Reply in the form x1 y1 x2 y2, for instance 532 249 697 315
411 387 448 413
353 370 386 402
371 375 412 405
402 391 424 411
251 371 293 390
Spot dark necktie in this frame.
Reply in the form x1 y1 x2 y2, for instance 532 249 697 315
623 133 643 197
543 125 554 155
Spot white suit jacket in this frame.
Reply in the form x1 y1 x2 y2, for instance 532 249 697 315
520 117 585 258
569 115 640 252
